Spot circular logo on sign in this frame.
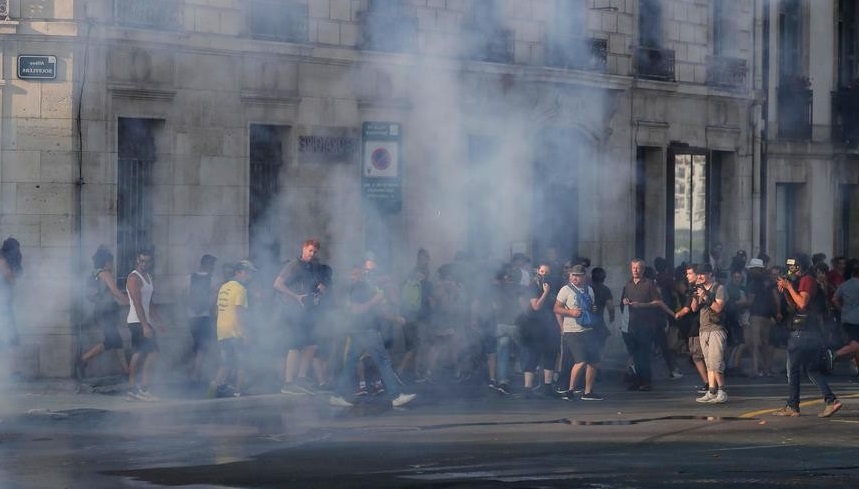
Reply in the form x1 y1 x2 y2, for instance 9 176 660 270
371 148 391 171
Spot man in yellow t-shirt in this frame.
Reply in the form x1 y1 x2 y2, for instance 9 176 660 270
210 259 256 398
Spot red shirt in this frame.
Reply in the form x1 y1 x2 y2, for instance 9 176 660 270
827 269 844 289
796 275 817 311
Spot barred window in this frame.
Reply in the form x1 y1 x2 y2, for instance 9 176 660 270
117 118 158 284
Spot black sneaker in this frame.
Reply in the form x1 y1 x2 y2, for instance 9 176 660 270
580 392 604 401
561 390 575 401
496 383 511 395
488 379 498 390
696 384 710 394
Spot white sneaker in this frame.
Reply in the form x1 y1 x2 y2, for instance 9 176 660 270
710 390 728 404
328 395 354 407
391 393 416 407
696 391 716 403
669 370 684 380
137 389 160 402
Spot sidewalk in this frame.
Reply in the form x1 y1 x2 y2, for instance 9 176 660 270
0 378 306 420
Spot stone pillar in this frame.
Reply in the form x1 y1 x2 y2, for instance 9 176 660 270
809 0 834 142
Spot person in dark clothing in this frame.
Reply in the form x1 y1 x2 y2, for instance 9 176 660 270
79 246 130 379
773 254 842 418
329 266 416 408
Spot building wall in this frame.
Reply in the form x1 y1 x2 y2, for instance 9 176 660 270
0 0 782 378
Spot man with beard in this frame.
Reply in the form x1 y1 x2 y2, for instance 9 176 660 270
275 239 330 394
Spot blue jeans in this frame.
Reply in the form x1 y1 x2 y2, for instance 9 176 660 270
786 330 835 409
335 330 400 398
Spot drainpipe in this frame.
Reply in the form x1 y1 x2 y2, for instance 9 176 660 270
73 20 94 374
759 0 770 254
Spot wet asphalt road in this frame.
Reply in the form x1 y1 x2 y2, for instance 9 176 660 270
2 374 859 489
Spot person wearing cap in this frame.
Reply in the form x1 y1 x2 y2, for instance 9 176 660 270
554 264 602 401
209 259 257 398
690 263 729 403
745 258 779 376
773 253 843 417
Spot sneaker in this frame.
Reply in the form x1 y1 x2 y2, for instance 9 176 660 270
496 383 511 395
488 379 498 390
572 387 584 395
391 393 416 407
711 390 728 404
354 384 369 396
372 380 385 395
280 383 306 395
696 391 716 403
580 392 604 401
772 405 800 417
137 388 160 402
329 395 354 407
295 378 317 394
669 370 684 380
126 386 143 401
819 400 842 418
695 384 710 394
561 390 575 401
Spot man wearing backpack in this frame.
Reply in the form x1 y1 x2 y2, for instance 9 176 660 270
184 254 217 385
554 265 602 400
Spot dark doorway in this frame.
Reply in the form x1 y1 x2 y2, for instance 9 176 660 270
249 124 287 268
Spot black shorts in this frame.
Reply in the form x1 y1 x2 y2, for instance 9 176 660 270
844 323 859 344
190 316 214 352
219 337 243 370
97 310 123 350
128 323 159 354
402 320 420 352
562 330 601 365
284 309 317 350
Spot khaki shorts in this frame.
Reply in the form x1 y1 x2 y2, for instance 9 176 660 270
688 336 704 362
700 329 727 374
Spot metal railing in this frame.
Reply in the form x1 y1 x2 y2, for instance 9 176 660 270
247 0 307 43
777 83 812 140
545 35 608 72
361 11 418 53
114 0 181 30
635 46 675 81
707 56 747 89
832 89 859 148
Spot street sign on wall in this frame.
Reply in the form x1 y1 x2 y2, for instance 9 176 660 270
362 122 402 214
17 55 57 80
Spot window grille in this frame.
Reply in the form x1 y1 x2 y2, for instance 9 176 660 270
116 118 156 284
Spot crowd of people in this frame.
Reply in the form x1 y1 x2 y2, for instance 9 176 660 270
2 233 858 418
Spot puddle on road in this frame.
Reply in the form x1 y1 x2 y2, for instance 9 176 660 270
418 415 755 431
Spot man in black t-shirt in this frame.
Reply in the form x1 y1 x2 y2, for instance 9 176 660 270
674 264 709 393
745 259 779 376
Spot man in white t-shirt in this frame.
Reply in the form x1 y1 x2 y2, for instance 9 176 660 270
554 265 602 401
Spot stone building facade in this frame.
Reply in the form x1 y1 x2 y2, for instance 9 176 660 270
0 0 855 378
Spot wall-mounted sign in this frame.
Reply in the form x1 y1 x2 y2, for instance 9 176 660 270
362 122 402 214
17 55 57 80
296 126 359 164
